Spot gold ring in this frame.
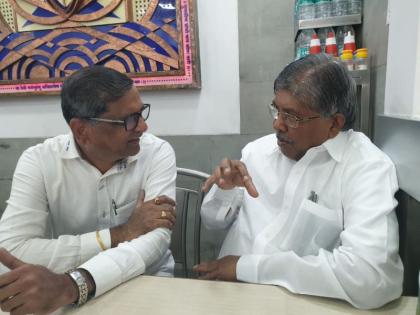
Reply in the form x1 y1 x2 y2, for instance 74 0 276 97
154 197 160 205
161 210 166 218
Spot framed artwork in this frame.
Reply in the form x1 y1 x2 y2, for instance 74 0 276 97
0 0 200 95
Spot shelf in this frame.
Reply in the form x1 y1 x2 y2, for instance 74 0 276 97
349 68 369 85
294 14 362 39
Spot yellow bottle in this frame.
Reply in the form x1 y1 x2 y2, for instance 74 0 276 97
340 49 354 71
354 48 369 70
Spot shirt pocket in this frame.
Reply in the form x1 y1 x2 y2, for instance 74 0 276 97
111 199 137 227
279 199 342 256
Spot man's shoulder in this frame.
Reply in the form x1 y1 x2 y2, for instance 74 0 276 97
243 134 276 155
344 131 394 165
23 134 71 157
138 133 174 157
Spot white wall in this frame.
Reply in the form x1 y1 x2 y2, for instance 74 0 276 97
384 0 420 119
0 0 240 138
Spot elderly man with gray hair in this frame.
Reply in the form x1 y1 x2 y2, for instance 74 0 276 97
194 54 403 309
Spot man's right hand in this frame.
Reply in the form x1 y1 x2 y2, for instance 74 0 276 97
110 190 176 247
202 158 259 198
0 248 78 315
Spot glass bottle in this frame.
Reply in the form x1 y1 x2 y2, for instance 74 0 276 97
331 0 348 16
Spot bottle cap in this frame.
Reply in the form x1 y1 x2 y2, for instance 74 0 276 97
355 48 368 59
341 50 353 61
309 33 322 54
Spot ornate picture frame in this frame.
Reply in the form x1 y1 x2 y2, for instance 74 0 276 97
0 0 200 95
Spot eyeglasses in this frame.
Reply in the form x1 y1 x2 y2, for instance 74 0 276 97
88 104 151 131
268 102 320 128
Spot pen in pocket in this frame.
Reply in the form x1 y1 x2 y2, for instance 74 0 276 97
112 199 118 215
308 191 318 203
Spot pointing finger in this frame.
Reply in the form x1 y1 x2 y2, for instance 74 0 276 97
201 175 216 192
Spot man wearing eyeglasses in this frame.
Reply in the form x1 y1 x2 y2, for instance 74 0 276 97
194 54 403 309
0 66 177 314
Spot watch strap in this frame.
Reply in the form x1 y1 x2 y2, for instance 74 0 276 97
66 269 89 306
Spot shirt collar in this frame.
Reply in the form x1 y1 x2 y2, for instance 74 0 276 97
60 133 140 166
60 134 81 159
321 130 350 162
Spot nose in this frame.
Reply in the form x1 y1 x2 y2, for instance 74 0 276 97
135 118 148 133
272 115 287 133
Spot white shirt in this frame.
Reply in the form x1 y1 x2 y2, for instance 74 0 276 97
201 131 403 309
0 132 176 297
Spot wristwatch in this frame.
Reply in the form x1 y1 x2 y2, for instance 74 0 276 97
65 269 89 306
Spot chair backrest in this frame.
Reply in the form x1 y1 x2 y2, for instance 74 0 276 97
395 190 420 296
171 167 210 278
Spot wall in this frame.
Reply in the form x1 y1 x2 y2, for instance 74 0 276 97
365 0 420 202
384 0 420 119
362 0 420 296
239 0 294 135
0 0 295 212
0 0 240 137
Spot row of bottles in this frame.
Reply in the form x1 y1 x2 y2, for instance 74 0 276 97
296 0 362 20
296 26 355 58
295 26 368 70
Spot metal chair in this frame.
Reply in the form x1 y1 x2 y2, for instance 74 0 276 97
170 167 210 278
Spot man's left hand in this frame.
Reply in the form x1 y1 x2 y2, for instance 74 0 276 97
192 255 240 281
0 248 77 315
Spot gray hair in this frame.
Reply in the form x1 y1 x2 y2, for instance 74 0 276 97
61 66 133 124
274 54 356 130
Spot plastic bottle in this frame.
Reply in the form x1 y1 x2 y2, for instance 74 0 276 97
340 50 354 71
336 25 355 56
317 27 334 52
295 29 316 60
296 0 315 20
325 31 338 57
309 33 322 54
348 0 362 15
343 31 356 53
331 0 348 16
314 0 331 19
354 48 368 70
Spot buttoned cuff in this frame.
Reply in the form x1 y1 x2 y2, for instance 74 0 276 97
209 186 238 201
236 254 262 283
79 253 124 297
209 186 242 221
79 242 147 297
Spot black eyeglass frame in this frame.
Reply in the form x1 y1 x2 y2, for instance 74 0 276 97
268 102 320 128
87 104 151 131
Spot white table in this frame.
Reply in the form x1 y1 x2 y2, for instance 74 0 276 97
53 275 416 315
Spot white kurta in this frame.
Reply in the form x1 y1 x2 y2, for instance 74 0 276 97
201 131 403 309
0 132 176 297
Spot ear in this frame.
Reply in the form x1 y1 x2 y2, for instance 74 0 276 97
328 113 345 139
69 118 90 145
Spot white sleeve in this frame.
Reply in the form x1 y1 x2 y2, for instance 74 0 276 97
80 141 177 297
236 159 403 309
0 149 103 274
200 185 243 230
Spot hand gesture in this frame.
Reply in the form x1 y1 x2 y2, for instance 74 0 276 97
192 255 240 281
202 158 258 197
0 248 77 315
111 190 176 247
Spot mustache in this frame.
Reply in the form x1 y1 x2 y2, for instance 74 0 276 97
276 133 293 144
